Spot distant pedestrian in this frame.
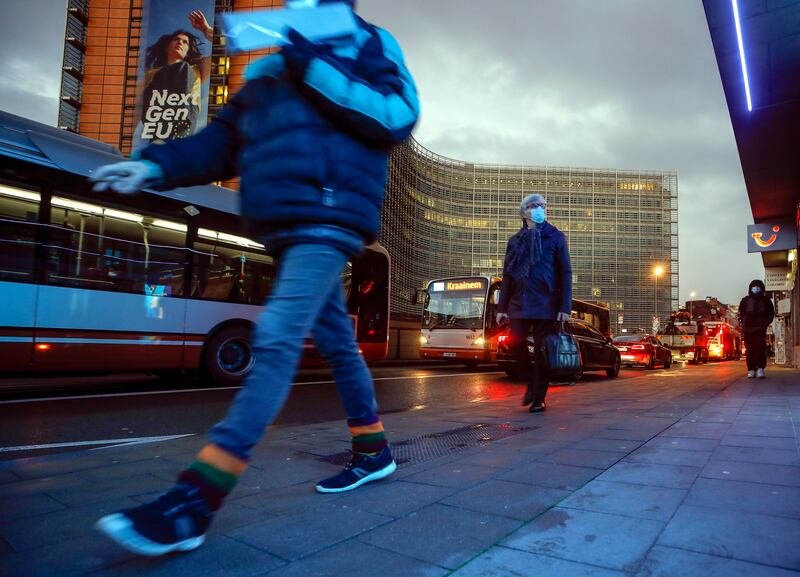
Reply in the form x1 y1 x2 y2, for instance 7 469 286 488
89 0 418 556
739 279 774 379
497 194 572 412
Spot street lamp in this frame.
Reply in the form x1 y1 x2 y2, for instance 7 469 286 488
653 265 664 333
689 291 696 319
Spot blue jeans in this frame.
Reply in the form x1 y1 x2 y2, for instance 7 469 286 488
209 243 378 460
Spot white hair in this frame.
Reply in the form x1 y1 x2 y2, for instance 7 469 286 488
519 193 546 215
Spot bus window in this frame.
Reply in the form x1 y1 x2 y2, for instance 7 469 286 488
47 196 186 295
0 185 40 282
193 232 275 305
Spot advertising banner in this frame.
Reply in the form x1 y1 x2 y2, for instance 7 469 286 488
747 221 798 253
133 0 216 150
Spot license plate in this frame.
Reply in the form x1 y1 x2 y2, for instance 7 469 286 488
617 346 628 351
443 352 457 358
527 345 535 353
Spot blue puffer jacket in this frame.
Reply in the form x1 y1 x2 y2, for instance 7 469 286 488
140 11 419 250
498 222 573 320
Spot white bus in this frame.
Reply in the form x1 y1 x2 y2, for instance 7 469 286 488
416 276 503 368
0 111 389 385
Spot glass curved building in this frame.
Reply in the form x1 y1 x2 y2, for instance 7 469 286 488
381 138 678 334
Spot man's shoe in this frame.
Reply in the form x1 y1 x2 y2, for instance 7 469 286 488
316 447 396 493
529 400 546 413
756 368 766 379
747 370 756 378
96 484 213 556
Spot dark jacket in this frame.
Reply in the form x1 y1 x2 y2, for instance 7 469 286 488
498 221 573 319
139 15 419 251
739 279 774 334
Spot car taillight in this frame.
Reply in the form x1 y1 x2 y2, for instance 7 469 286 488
498 335 509 343
631 344 645 350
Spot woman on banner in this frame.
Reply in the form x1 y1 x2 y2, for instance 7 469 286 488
139 10 213 143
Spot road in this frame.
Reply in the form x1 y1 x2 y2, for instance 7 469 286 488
0 361 696 461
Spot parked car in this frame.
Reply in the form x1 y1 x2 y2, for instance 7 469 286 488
612 334 672 369
496 319 621 380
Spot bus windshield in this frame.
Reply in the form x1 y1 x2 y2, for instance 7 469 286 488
423 278 487 330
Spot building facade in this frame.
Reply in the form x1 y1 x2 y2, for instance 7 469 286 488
58 1 679 335
381 140 679 334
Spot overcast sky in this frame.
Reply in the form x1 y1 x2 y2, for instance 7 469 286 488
0 0 764 304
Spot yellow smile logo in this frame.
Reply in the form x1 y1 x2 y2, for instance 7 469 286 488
751 225 780 248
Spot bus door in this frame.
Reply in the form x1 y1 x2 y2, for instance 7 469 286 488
347 247 390 361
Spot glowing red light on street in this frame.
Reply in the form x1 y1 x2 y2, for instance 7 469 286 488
36 343 51 351
368 329 375 335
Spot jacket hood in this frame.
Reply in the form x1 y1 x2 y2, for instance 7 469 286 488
749 279 766 293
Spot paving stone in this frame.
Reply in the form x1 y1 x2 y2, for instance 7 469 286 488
727 422 796 438
661 421 731 439
262 540 447 577
227 503 391 560
44 473 172 506
330 479 455 518
684 409 741 423
636 545 800 577
543 448 624 469
597 461 700 489
568 437 642 453
402 463 500 489
452 447 551 469
502 507 664 572
441 479 570 520
624 446 711 467
358 503 520 570
0 532 137 577
700 460 800 487
89 535 285 577
658 505 800 570
720 434 799 450
497 462 600 491
685 477 800 519
0 492 66 523
560 480 687 522
0 497 138 551
710 445 800 466
0 469 21 484
4 453 116 481
451 546 626 577
641 437 719 452
226 479 342 516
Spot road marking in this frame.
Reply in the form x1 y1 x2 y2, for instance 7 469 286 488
0 372 506 405
0 434 195 453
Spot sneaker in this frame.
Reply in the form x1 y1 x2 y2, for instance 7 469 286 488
529 400 547 413
316 447 397 493
96 484 213 556
756 368 766 379
747 370 756 378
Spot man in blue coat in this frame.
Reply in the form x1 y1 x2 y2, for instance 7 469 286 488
90 0 419 556
497 194 573 412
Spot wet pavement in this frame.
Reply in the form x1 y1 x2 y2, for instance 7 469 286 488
0 361 798 576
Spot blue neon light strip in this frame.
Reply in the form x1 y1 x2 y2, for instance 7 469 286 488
731 0 753 111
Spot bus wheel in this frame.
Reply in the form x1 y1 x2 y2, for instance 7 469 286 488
505 368 518 378
203 325 255 386
464 360 479 370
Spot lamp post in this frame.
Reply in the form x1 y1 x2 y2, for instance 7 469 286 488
653 265 664 333
689 291 696 319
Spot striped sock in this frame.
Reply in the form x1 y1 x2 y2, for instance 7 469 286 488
348 414 388 455
177 444 248 511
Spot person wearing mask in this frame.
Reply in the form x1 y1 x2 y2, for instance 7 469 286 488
739 279 774 379
497 194 572 412
89 0 419 556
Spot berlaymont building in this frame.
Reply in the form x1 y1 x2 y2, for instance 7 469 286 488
380 139 678 335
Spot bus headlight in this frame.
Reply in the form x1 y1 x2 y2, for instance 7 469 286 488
473 337 485 347
420 335 429 345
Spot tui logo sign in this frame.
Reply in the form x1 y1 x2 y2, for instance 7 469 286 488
747 222 797 253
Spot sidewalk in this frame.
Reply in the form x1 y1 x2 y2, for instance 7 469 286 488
1 364 799 576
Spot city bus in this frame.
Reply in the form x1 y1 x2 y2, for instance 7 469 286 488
415 274 610 368
0 111 389 385
703 321 742 361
